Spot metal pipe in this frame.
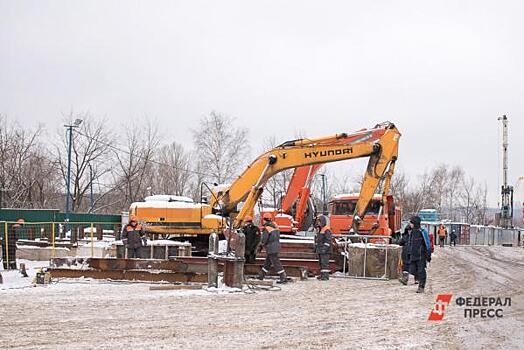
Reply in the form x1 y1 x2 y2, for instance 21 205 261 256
52 223 55 258
4 221 8 267
207 232 219 288
363 236 367 278
233 230 245 289
89 163 94 213
90 222 94 257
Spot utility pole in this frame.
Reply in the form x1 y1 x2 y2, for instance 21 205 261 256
89 162 94 213
64 119 83 221
498 115 513 228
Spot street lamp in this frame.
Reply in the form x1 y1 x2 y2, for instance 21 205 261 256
64 118 83 220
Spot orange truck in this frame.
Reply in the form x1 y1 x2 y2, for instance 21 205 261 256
329 193 402 236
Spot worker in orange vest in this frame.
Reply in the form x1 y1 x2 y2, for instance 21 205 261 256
314 215 333 281
121 215 146 259
438 224 447 247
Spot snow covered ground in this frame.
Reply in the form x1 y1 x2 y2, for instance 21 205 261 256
1 246 523 349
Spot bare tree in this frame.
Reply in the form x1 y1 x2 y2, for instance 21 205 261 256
389 170 409 202
429 164 449 216
260 135 292 209
192 111 250 184
459 176 477 223
188 158 208 202
112 120 160 207
0 116 60 208
55 114 113 212
446 166 465 221
155 142 192 196
473 183 489 225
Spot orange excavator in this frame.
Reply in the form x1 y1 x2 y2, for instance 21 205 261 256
261 123 397 233
130 122 400 245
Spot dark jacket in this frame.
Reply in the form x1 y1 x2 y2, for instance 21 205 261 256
398 227 411 263
8 225 20 248
261 222 281 255
243 223 261 251
2 225 20 253
121 224 145 249
409 227 431 262
315 227 333 254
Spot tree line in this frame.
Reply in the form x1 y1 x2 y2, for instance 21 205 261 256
0 112 249 214
0 113 491 225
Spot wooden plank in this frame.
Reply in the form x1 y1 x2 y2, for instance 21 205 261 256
88 258 208 273
245 279 275 287
48 268 208 283
149 284 204 291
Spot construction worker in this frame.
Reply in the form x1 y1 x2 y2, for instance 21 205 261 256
438 224 447 247
450 229 457 246
242 215 261 264
257 213 288 284
121 215 146 259
408 216 432 293
2 219 23 270
398 224 412 285
314 214 332 281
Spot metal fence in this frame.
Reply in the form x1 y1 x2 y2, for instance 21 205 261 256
422 222 523 247
1 221 121 267
336 234 399 281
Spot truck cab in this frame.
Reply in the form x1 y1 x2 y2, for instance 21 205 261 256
329 193 401 236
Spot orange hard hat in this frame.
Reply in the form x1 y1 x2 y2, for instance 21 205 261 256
262 212 273 220
130 215 138 222
244 215 253 222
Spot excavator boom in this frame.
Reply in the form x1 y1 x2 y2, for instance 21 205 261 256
278 123 397 231
211 122 400 230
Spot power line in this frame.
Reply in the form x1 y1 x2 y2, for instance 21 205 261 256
73 129 209 177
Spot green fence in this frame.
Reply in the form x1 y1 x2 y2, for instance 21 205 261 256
0 208 121 224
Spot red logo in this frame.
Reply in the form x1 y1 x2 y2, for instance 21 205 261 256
428 294 453 321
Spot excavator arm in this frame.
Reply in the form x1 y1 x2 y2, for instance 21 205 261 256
278 123 396 231
211 122 400 231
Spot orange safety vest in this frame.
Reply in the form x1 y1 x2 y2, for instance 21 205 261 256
126 224 143 231
320 226 331 234
264 225 278 233
438 227 446 237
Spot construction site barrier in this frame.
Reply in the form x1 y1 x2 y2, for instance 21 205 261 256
422 222 523 247
336 234 398 281
0 221 122 266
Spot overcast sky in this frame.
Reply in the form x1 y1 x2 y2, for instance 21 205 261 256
1 1 523 207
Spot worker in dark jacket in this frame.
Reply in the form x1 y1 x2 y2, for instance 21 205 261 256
397 225 411 285
257 213 288 283
121 215 146 259
450 230 457 247
242 215 261 264
314 215 333 281
408 216 432 293
2 219 23 270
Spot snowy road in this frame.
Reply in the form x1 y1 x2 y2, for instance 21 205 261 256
1 246 523 349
